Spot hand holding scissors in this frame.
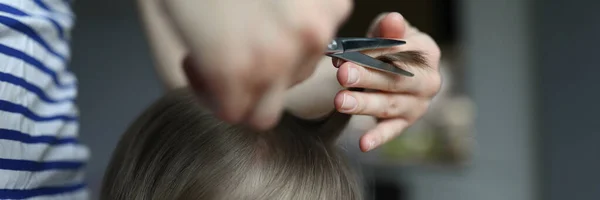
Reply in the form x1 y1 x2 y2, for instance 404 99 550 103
325 37 415 77
332 13 442 152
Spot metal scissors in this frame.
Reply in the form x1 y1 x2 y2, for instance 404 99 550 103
325 37 414 77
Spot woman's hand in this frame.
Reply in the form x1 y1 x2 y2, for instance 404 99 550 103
160 0 353 130
334 13 442 152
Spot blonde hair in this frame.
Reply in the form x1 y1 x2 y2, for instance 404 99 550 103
99 50 430 200
100 87 362 200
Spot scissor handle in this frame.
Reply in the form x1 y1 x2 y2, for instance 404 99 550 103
325 39 343 54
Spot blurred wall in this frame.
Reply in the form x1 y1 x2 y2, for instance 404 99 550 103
70 1 162 198
535 1 600 200
381 1 539 200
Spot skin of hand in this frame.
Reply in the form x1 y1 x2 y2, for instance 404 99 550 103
333 12 442 152
158 0 353 130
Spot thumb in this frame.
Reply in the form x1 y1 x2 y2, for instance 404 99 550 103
366 12 407 39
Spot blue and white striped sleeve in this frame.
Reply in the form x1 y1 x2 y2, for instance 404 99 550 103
0 0 89 199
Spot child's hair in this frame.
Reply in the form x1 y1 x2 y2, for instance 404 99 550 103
99 50 428 200
100 87 362 200
376 50 428 68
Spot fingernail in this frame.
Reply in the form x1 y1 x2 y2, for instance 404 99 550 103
347 67 359 85
367 139 379 151
341 94 357 111
335 59 343 68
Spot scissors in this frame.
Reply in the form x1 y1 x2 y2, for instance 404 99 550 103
325 37 414 77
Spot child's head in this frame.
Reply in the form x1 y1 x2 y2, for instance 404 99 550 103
100 87 362 200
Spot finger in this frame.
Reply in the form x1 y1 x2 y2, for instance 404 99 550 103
245 79 288 130
367 12 407 38
334 90 429 119
324 0 354 27
292 54 321 85
298 5 336 58
337 62 440 97
254 22 297 87
293 30 322 85
366 12 389 38
228 20 298 122
297 0 352 67
183 55 253 122
359 118 409 152
187 45 259 123
292 3 339 85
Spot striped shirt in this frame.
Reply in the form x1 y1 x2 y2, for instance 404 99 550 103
0 0 88 199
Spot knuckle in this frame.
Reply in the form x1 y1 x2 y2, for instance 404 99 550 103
383 95 401 118
353 93 368 114
380 110 391 119
387 76 407 92
386 79 400 92
423 73 443 97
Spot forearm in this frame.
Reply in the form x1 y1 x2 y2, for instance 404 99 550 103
137 0 187 90
284 57 344 120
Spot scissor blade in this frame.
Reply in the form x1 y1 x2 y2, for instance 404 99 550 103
329 52 414 77
338 37 406 52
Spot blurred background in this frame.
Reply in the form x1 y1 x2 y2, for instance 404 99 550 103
71 0 600 200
